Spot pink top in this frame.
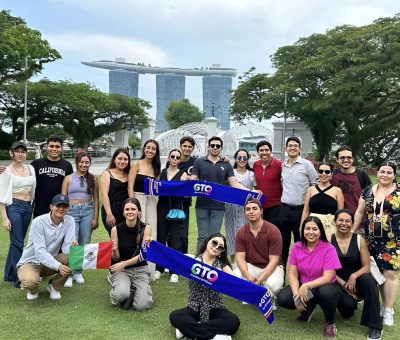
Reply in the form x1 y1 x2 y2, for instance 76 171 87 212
289 240 341 284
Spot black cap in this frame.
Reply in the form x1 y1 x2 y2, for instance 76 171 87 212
10 141 27 151
51 194 70 206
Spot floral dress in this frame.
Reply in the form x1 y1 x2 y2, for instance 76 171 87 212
362 183 400 270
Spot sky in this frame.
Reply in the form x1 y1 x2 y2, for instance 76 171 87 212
2 0 400 122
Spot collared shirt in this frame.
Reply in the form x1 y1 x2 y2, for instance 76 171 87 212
289 240 341 284
17 212 75 270
281 156 318 205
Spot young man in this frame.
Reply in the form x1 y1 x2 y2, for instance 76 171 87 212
17 194 76 300
280 137 318 266
190 136 255 253
253 140 282 228
30 135 73 217
234 199 284 301
331 145 371 213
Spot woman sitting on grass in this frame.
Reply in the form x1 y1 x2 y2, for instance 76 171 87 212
108 197 153 310
277 216 342 338
169 233 240 340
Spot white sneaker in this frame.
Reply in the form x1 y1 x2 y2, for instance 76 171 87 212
73 273 85 284
64 277 73 288
164 268 170 273
154 270 162 280
242 301 248 305
175 328 184 339
170 274 179 283
27 291 39 300
382 308 394 326
47 282 61 300
212 335 232 340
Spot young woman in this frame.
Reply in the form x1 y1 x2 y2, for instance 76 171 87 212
169 233 240 340
354 162 399 327
331 209 382 340
0 142 36 288
100 148 130 236
155 149 187 283
277 216 342 338
128 139 161 279
301 162 344 237
61 151 99 286
108 197 153 311
224 149 256 259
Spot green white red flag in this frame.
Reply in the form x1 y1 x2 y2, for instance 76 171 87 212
69 242 112 270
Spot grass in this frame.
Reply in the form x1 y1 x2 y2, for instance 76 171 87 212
0 204 398 339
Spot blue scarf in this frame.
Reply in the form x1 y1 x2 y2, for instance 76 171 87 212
144 178 266 206
143 241 274 324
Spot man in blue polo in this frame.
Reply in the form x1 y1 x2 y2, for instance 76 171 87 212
191 136 252 252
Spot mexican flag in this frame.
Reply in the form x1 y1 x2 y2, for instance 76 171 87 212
69 242 112 270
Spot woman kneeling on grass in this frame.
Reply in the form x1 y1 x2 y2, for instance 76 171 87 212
277 216 342 338
170 233 240 340
108 197 153 310
331 209 382 340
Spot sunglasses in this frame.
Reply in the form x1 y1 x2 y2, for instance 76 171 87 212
209 144 222 149
318 169 332 175
236 156 248 162
79 176 86 187
210 239 225 252
170 154 181 160
339 156 353 161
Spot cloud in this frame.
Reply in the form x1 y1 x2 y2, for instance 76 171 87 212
44 32 170 66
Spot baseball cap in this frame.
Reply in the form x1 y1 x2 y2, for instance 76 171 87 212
51 194 70 206
10 141 27 151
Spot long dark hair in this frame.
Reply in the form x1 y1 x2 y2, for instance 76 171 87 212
300 216 328 245
233 148 253 171
197 233 231 268
107 147 131 174
75 152 95 196
140 139 161 178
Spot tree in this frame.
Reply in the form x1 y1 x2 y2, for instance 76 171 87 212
230 14 400 161
164 98 204 129
0 80 150 148
0 10 61 85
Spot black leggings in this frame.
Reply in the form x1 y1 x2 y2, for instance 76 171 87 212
169 306 240 340
277 283 342 324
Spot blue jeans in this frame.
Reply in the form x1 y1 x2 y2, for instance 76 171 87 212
4 199 32 287
68 202 94 274
195 208 225 254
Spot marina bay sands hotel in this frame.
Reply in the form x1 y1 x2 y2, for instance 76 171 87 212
82 59 237 132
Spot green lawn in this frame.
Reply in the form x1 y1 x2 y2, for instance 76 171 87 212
0 204 398 339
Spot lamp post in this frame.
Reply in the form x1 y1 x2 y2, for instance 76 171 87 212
23 56 28 143
281 92 287 161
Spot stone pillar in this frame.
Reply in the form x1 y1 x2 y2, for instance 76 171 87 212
141 118 156 146
204 117 219 151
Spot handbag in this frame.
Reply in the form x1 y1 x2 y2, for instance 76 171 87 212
166 196 186 221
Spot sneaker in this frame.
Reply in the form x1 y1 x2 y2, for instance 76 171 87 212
382 308 394 326
164 268 170 273
242 301 248 305
175 328 184 339
64 277 73 288
154 270 162 280
47 282 61 300
73 273 85 284
298 305 316 322
26 291 39 300
323 323 337 338
367 328 383 340
212 335 232 340
170 274 179 283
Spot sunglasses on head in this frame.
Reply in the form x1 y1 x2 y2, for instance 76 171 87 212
236 156 248 162
170 154 181 160
210 239 225 252
209 144 221 149
318 169 331 175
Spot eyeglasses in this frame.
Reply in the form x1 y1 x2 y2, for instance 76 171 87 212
336 218 352 224
210 239 225 252
318 169 332 175
339 156 353 161
209 144 222 149
170 154 181 160
236 156 248 162
287 144 299 148
79 176 85 187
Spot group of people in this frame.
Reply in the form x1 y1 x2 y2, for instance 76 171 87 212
0 134 398 340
